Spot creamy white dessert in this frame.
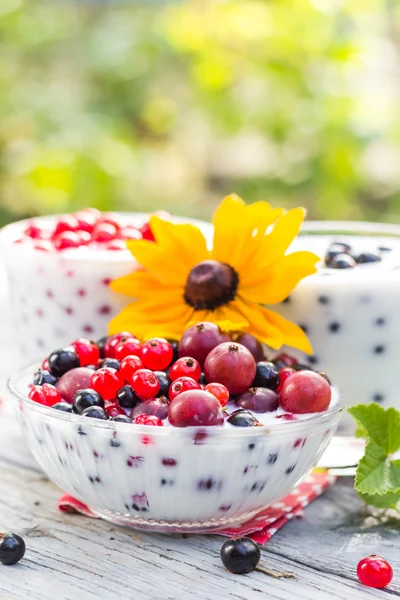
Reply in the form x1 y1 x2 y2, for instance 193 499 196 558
275 222 400 425
0 213 211 365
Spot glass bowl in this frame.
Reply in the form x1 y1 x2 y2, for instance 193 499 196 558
8 365 341 533
274 221 400 431
0 213 211 365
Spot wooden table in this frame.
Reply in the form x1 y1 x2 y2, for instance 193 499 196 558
0 407 399 600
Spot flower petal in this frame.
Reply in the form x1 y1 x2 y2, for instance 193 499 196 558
261 308 313 354
189 303 249 333
125 239 188 285
150 216 210 268
240 251 319 304
108 296 193 339
212 195 285 271
111 270 181 298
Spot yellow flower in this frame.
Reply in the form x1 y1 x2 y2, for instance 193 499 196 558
109 195 319 353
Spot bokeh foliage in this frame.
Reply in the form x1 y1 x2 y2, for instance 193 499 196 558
0 0 400 224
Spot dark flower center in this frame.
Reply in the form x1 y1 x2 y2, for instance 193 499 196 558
184 260 239 310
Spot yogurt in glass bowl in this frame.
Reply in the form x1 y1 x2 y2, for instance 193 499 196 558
8 364 340 532
274 221 400 428
0 211 211 366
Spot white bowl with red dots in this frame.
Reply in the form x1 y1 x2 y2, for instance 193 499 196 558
7 329 341 532
0 209 211 366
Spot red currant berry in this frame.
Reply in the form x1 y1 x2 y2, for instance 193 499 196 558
71 338 100 367
53 231 82 251
131 369 161 400
24 223 44 239
114 337 142 361
170 357 201 382
169 376 201 401
74 211 98 233
139 222 155 241
120 355 144 384
135 414 163 426
141 338 173 371
42 357 50 370
34 241 52 252
29 384 62 407
104 332 134 358
90 368 124 401
105 239 127 251
274 352 298 367
205 382 230 407
91 222 119 243
76 231 91 246
357 555 393 589
52 215 79 237
276 367 295 393
120 225 142 240
105 402 126 418
97 214 121 230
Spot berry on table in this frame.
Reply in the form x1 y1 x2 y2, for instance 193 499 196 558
91 222 119 243
356 252 382 264
253 361 280 391
139 221 155 241
81 406 109 420
170 357 201 382
168 389 224 427
135 414 163 426
90 368 124 401
205 382 230 407
141 338 173 371
29 384 62 407
56 367 94 404
131 369 161 400
53 231 82 251
73 389 104 414
169 376 201 401
116 385 141 409
120 355 144 384
0 533 26 565
48 346 80 377
114 337 142 361
24 223 44 239
52 215 79 237
279 371 331 413
330 254 356 269
71 338 100 367
204 342 256 395
357 555 393 589
220 538 260 574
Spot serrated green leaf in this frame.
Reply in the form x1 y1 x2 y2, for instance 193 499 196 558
355 439 400 495
358 490 400 509
348 403 400 454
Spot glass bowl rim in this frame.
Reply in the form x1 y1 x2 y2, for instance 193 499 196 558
8 364 342 440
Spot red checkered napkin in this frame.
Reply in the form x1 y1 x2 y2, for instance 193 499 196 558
58 471 335 544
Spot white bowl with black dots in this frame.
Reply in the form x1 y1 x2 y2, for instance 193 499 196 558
8 365 341 532
274 221 400 427
0 213 212 366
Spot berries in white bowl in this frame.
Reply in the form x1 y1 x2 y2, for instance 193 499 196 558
8 323 340 531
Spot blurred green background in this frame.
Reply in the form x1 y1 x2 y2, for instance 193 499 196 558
1 0 400 225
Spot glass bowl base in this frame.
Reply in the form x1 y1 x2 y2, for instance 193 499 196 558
90 507 262 533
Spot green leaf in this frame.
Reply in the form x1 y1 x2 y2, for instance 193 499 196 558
355 440 400 495
359 491 400 509
348 403 400 454
348 404 400 502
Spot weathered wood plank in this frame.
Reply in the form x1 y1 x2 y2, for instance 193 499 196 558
0 459 397 600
